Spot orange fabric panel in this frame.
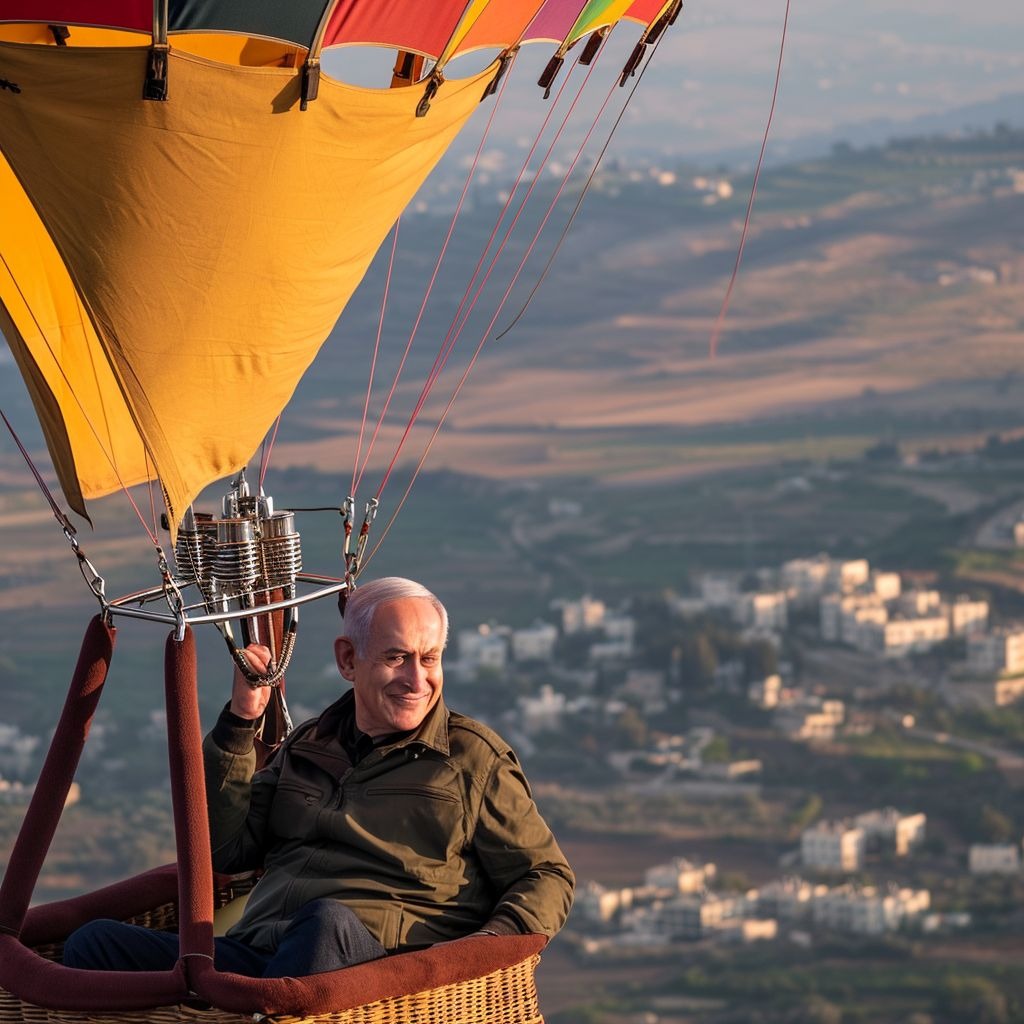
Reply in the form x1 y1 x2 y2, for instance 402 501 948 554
0 149 147 507
449 0 548 56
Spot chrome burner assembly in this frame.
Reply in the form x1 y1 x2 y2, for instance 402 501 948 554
171 472 304 685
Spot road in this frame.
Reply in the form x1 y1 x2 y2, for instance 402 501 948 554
907 725 1024 772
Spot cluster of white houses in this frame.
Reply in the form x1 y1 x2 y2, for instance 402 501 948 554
801 809 927 871
454 594 636 675
574 856 935 949
686 553 1024 706
799 810 1024 876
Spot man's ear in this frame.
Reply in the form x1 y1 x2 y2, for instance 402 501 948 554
335 636 357 682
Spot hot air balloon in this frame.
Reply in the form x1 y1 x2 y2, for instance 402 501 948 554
0 1 682 1020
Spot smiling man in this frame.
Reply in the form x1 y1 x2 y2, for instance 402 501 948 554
65 577 574 978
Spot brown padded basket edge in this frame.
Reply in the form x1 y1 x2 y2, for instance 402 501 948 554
0 867 547 1022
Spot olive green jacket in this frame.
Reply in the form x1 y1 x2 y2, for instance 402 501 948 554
203 690 574 953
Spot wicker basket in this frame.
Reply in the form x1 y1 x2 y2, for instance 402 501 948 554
0 885 544 1024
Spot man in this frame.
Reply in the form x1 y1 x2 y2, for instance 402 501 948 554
64 576 574 977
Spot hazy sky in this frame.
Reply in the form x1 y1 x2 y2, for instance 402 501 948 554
405 0 1024 168
624 0 1024 160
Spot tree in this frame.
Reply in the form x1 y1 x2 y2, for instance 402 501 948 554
979 805 1014 843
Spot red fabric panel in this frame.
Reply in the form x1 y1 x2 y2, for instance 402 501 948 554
624 0 665 25
0 1 149 31
19 864 180 948
163 627 215 968
0 935 188 1011
192 933 547 1018
323 0 468 58
0 615 114 936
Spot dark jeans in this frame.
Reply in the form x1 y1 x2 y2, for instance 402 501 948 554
62 898 387 978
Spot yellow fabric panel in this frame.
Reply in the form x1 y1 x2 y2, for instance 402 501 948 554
0 25 142 47
0 43 492 538
0 150 149 510
170 33 306 68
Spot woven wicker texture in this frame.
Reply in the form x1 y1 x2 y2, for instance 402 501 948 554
0 886 544 1024
0 954 542 1024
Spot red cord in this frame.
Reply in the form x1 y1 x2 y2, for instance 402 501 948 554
352 56 518 495
351 218 401 496
709 0 791 358
374 46 606 499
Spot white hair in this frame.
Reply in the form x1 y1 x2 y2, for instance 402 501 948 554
341 577 449 656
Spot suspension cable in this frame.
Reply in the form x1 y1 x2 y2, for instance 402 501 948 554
351 53 518 496
373 45 607 501
497 27 670 341
364 53 639 566
259 415 283 492
351 217 401 498
709 0 791 357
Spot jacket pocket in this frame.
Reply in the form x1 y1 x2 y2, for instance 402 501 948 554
357 784 466 869
269 779 324 839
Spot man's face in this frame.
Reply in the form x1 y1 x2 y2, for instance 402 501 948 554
334 597 445 737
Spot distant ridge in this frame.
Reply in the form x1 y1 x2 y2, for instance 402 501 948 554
725 90 1024 169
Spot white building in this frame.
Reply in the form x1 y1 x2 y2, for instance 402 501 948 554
715 917 779 943
862 614 949 658
854 808 926 856
801 821 865 872
559 595 606 634
510 621 558 662
781 555 832 599
748 674 782 708
601 613 636 651
820 593 887 647
644 858 716 894
456 625 508 672
736 591 788 631
576 881 634 923
516 685 566 736
967 627 1024 676
776 697 845 742
968 843 1021 874
655 892 742 940
698 574 739 608
871 571 902 601
948 596 989 637
813 884 930 935
898 590 942 617
588 640 632 664
621 669 667 713
828 558 870 594
756 877 823 921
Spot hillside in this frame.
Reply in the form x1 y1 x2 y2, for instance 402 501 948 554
2 125 1023 709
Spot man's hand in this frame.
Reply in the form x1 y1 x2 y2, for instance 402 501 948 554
229 644 273 720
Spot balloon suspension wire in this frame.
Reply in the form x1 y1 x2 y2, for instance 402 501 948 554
258 414 283 491
144 449 160 539
372 44 605 504
364 50 624 568
0 255 160 546
351 53 518 497
497 27 669 342
1 405 75 532
708 0 791 358
351 217 401 498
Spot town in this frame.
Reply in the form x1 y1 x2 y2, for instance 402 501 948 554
441 550 1024 960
